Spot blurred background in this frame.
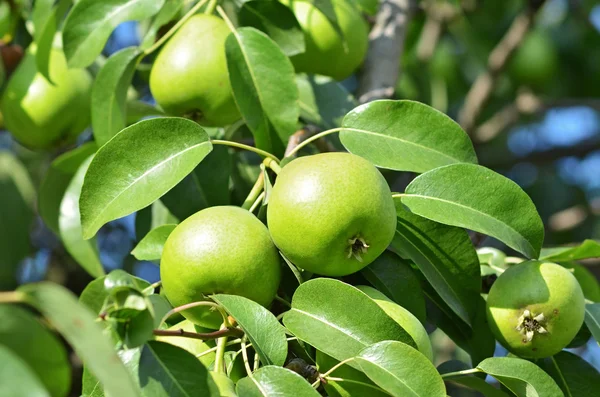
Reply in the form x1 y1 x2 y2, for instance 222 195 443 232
1 0 599 394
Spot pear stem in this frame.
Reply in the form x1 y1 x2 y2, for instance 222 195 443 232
285 128 343 158
204 0 218 15
242 172 265 210
211 140 280 162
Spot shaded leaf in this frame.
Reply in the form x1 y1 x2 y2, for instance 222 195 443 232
0 345 50 397
59 156 105 278
131 224 176 261
92 47 141 146
283 278 416 366
225 27 299 155
212 294 288 367
236 366 320 397
296 74 356 129
356 341 445 397
80 117 212 238
392 199 480 326
19 282 140 396
341 100 477 173
79 272 150 315
63 0 165 67
403 163 544 259
585 303 600 344
239 0 305 56
539 351 600 397
140 0 184 49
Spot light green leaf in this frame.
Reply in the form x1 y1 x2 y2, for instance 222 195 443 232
33 0 70 83
60 156 105 278
80 117 212 238
341 100 477 173
238 0 305 56
212 294 288 367
80 272 150 315
39 142 97 235
539 351 600 397
0 345 50 397
477 357 563 397
62 0 165 67
236 366 320 397
402 163 545 259
19 282 140 396
540 240 600 262
283 278 416 366
356 341 446 397
92 47 141 146
131 224 176 262
225 27 299 155
0 305 70 396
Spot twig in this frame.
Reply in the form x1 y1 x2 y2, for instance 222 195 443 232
357 0 417 103
458 0 547 133
152 327 243 340
416 2 458 62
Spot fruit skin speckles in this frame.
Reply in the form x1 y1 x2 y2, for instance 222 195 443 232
267 152 397 276
160 206 281 329
486 260 585 358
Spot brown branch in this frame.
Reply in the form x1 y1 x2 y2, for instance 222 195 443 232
475 92 600 143
153 327 243 341
415 2 458 62
357 0 417 103
458 0 546 133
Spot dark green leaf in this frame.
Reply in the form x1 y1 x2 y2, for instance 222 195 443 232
239 0 305 56
355 0 379 15
236 366 320 397
539 351 600 397
62 0 165 67
212 294 288 366
477 357 562 397
356 341 445 397
403 163 545 259
392 199 480 325
439 361 509 397
126 100 166 125
80 117 212 238
296 74 356 129
92 47 141 146
540 240 600 262
283 278 416 366
0 305 70 396
19 282 140 396
0 345 50 397
59 156 105 278
0 152 35 290
361 250 426 324
585 303 600 344
39 142 97 235
131 224 176 261
340 100 477 173
138 341 218 396
225 27 299 155
140 0 184 49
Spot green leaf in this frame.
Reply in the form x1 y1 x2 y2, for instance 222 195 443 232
340 100 477 173
355 0 379 15
283 278 416 366
138 341 218 396
0 152 35 290
0 345 50 397
477 357 563 397
82 348 141 397
140 0 184 49
361 251 426 324
236 366 320 397
402 163 545 259
80 272 151 314
296 74 356 129
538 351 600 397
0 305 71 396
39 142 97 235
440 361 509 397
225 27 299 155
80 117 212 238
392 199 480 326
239 0 305 56
540 239 600 262
585 303 600 344
92 47 141 146
60 156 105 278
126 100 166 125
212 294 288 367
19 282 140 396
62 0 165 68
356 341 445 397
160 145 231 221
131 224 176 262
33 0 70 83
